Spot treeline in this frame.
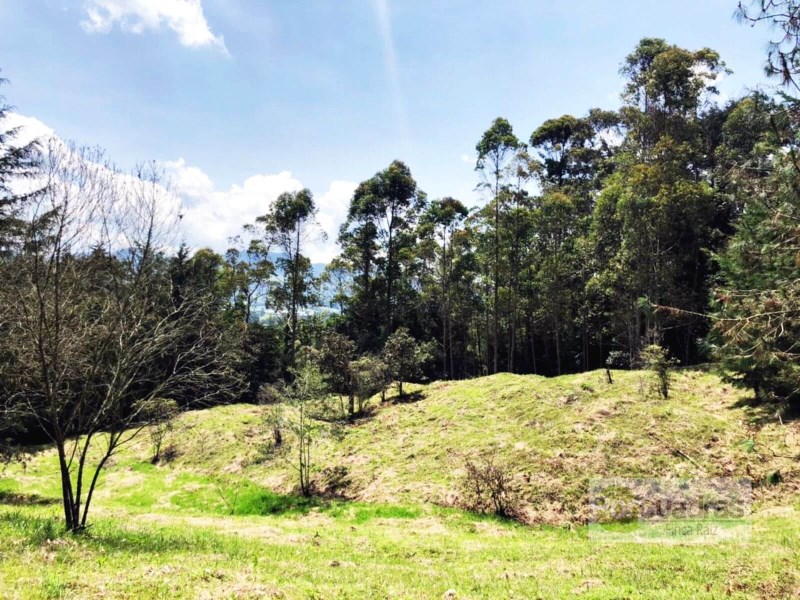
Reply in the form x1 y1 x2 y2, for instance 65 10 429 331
1 6 799 451
209 36 796 391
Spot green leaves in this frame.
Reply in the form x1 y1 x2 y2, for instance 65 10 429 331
475 117 520 172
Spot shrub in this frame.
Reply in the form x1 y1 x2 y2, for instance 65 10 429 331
641 344 678 399
461 456 520 519
352 355 389 414
382 328 428 399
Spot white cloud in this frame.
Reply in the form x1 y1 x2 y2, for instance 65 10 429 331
2 113 353 263
460 154 474 166
164 157 214 198
81 0 228 54
314 180 358 262
166 158 356 263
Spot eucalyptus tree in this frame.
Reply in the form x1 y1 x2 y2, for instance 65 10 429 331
531 191 580 374
337 180 382 349
370 160 426 333
253 189 322 370
445 220 483 378
530 109 620 199
223 236 274 326
337 160 425 346
527 110 620 371
475 118 521 373
421 197 468 378
591 38 727 362
320 256 352 315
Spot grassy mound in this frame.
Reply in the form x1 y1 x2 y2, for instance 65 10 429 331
2 369 800 598
4 369 799 524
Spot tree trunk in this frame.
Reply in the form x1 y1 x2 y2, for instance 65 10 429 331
56 443 77 531
493 195 499 375
386 215 394 335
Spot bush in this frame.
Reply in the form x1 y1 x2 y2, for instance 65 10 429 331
641 344 677 399
352 355 389 414
461 456 521 519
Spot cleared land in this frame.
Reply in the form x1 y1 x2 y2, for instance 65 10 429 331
1 369 799 598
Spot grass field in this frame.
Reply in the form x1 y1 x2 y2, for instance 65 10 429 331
1 369 799 598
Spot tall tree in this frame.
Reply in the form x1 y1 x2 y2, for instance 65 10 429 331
476 118 520 373
253 189 322 370
421 197 468 378
711 1 800 404
337 180 382 349
591 39 727 362
337 161 425 347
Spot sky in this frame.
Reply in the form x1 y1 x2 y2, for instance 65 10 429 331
0 0 776 262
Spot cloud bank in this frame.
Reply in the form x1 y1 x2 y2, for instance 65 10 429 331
166 159 357 263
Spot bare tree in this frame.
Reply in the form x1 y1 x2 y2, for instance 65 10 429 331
0 139 241 531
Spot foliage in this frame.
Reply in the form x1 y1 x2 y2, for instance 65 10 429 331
707 1 800 405
737 1 800 88
248 189 322 371
641 344 678 399
711 158 800 403
0 74 41 255
382 328 427 398
0 143 241 531
351 355 389 413
317 332 358 420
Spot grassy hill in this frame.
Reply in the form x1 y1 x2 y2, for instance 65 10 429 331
1 369 799 598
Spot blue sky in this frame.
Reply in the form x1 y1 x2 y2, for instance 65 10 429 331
0 0 774 260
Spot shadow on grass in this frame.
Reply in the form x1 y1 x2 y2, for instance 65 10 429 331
0 510 239 555
729 394 798 426
391 391 426 405
231 484 428 524
233 487 322 516
0 490 59 506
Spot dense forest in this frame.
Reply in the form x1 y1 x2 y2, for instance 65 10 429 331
0 0 799 532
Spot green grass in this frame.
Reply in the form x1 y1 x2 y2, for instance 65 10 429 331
1 369 799 598
1 504 798 598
